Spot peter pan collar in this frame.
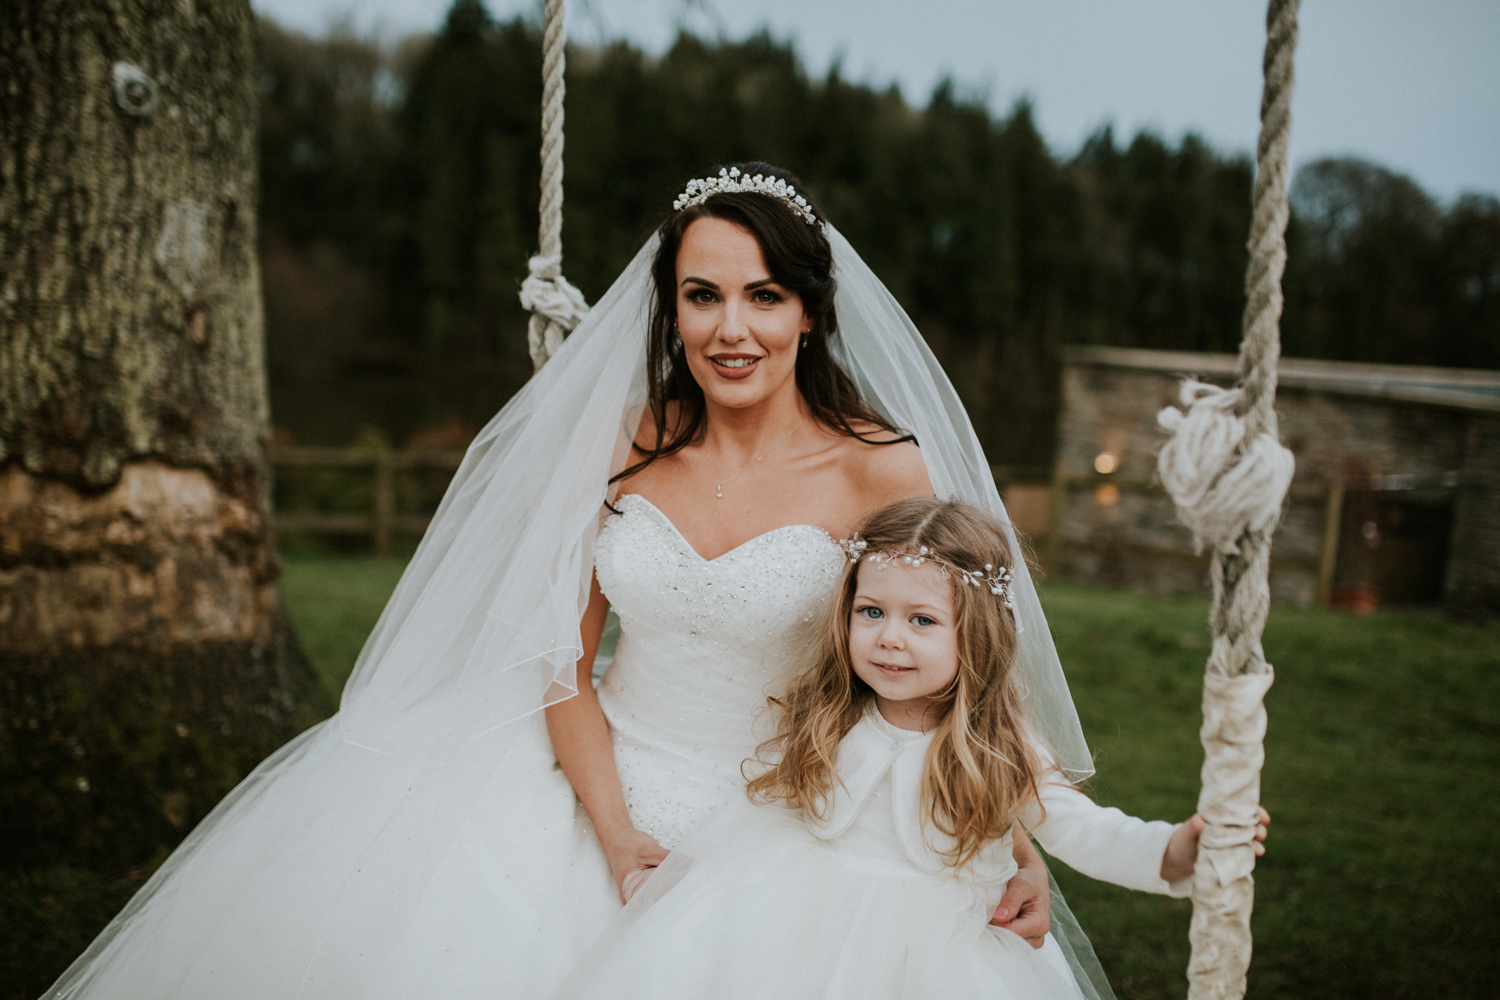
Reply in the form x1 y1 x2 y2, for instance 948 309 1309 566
804 708 1017 882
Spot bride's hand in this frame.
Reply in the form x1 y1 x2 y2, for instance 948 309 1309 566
619 866 655 904
992 824 1050 948
603 827 669 903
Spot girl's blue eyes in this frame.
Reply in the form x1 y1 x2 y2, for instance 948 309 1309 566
856 607 937 627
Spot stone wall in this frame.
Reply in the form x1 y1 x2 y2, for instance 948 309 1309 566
1048 348 1497 614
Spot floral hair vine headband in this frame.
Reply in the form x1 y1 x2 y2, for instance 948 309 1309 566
839 535 1020 622
672 167 823 229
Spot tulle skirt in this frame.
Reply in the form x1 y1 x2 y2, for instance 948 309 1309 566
554 806 1086 1000
47 712 619 999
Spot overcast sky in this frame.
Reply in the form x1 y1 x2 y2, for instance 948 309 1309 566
249 0 1500 202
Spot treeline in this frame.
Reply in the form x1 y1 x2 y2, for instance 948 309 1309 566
257 0 1500 471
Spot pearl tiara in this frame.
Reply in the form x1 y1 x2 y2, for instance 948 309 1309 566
672 167 822 228
839 536 1019 618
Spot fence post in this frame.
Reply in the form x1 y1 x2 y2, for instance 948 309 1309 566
373 442 394 557
1316 480 1344 605
1042 462 1068 576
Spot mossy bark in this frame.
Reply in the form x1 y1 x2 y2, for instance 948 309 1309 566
0 0 328 871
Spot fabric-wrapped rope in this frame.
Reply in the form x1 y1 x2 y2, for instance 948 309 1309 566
521 254 589 371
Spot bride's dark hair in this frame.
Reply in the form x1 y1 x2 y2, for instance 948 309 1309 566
610 162 910 485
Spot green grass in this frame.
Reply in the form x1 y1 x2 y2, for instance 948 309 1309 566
1040 584 1500 999
278 553 411 701
7 558 1497 999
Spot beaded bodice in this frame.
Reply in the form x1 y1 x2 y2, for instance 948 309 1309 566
593 493 845 847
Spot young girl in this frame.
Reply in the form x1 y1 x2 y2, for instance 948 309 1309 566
556 497 1269 1000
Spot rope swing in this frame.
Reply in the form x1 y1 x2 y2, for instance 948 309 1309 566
520 0 588 371
1156 1 1300 997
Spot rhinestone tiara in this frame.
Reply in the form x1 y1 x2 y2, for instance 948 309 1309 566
672 167 821 228
839 536 1019 618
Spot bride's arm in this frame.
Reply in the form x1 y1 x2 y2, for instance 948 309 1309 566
545 572 669 901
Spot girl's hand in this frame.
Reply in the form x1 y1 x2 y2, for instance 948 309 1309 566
1160 808 1271 883
603 827 669 903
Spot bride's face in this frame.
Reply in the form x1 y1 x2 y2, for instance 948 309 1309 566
675 217 810 411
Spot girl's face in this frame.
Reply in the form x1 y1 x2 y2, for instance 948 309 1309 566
674 217 810 412
848 558 961 731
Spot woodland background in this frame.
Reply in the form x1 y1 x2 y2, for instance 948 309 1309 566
258 0 1500 475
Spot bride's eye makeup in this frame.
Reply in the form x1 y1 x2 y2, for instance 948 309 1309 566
684 286 717 305
751 288 784 305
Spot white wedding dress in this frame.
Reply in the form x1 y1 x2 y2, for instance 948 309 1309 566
596 493 846 849
341 492 851 995
45 495 844 1000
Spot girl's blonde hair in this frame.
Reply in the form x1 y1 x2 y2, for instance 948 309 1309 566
746 496 1045 868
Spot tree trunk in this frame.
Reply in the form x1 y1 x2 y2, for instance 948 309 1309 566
0 0 327 872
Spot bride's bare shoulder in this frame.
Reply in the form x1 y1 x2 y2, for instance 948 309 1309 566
834 420 933 507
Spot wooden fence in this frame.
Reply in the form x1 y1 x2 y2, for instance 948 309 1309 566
268 445 465 555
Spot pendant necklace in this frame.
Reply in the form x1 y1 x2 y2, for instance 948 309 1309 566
707 419 799 499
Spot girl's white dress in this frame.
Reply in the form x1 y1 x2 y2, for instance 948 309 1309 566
557 709 1190 1000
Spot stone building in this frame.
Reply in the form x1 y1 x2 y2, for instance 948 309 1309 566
1040 346 1500 615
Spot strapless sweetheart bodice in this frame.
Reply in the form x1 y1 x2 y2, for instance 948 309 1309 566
593 493 845 847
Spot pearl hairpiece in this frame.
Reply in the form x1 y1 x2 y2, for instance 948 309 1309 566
839 535 1019 618
672 167 822 228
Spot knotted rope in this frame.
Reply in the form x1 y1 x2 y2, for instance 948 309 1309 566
522 0 587 371
1154 2 1300 997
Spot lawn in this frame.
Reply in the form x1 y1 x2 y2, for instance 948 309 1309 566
7 555 1497 999
1038 586 1500 999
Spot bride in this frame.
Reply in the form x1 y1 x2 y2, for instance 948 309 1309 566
46 164 1095 999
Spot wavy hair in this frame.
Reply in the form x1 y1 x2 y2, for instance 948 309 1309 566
610 162 910 487
746 497 1046 868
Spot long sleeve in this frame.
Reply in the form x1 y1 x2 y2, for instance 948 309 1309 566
1021 773 1191 897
